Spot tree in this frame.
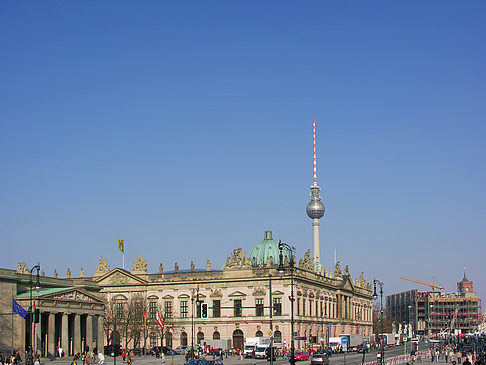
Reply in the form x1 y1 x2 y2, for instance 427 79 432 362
372 303 394 336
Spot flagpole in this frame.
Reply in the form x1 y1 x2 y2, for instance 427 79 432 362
123 253 125 270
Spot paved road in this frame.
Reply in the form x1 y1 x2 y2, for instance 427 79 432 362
38 343 431 365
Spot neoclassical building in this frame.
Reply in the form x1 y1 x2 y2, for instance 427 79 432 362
94 231 373 351
0 264 104 357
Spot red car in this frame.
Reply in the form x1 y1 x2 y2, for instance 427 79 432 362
294 352 310 361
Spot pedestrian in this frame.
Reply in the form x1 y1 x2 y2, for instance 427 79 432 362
463 357 472 365
98 352 105 365
160 352 165 364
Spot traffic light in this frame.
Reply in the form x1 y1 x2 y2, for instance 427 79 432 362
114 344 122 356
201 303 208 319
109 345 115 357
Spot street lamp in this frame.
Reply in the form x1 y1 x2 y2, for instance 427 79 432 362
28 263 41 365
191 287 200 360
277 240 296 365
372 279 384 365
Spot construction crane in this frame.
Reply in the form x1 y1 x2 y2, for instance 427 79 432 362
400 276 445 291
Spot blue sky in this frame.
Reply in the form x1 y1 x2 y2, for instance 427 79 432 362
1 1 485 304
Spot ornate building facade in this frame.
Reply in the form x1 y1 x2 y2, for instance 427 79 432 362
94 231 373 351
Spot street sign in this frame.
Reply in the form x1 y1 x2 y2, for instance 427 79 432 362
341 337 348 344
268 330 274 337
294 336 307 341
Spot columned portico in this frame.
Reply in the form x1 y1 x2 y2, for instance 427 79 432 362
13 287 105 359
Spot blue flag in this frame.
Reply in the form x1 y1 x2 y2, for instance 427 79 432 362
12 298 28 318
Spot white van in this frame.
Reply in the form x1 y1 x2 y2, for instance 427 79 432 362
254 345 269 359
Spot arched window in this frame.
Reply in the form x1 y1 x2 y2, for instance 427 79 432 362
274 331 282 344
165 332 172 348
213 332 220 340
180 332 188 347
197 332 204 345
255 331 263 337
232 330 244 351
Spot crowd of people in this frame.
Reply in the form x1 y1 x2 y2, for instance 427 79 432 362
0 351 23 365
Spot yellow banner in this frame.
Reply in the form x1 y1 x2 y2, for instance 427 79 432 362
118 239 124 253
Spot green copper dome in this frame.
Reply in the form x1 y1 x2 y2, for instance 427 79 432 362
249 231 290 268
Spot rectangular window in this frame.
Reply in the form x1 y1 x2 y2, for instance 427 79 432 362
165 301 173 319
273 298 282 316
213 300 221 318
256 298 264 317
234 299 242 317
150 334 157 348
116 302 124 320
297 299 300 316
135 301 143 322
303 299 306 316
180 301 188 318
149 302 157 320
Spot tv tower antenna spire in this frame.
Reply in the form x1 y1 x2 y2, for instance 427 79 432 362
313 119 317 186
306 120 325 266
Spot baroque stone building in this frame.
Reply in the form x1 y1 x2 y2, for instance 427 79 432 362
94 231 373 351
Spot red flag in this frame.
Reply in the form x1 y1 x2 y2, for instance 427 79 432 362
33 303 37 328
156 309 164 330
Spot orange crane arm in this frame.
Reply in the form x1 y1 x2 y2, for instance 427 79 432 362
400 276 445 290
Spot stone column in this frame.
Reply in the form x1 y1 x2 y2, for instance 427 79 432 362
86 315 93 351
34 312 42 356
48 313 56 358
97 315 104 354
61 313 69 356
74 314 81 354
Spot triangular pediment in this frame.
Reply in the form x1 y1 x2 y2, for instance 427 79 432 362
228 291 246 297
340 275 355 292
95 268 147 286
45 288 104 304
162 294 174 300
272 290 285 296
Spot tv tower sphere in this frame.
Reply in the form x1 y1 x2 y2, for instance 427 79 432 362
306 186 325 219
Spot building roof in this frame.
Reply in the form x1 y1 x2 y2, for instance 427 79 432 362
248 231 290 268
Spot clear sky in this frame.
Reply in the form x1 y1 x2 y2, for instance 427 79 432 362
1 1 485 305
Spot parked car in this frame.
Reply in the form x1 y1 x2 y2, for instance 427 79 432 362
207 360 224 365
320 349 332 357
185 360 211 365
311 354 330 365
130 348 142 356
174 346 187 355
357 345 369 354
294 352 310 361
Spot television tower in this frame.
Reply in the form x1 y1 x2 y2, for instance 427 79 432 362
306 120 325 264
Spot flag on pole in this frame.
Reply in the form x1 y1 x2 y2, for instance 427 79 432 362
33 303 37 328
143 310 147 330
156 308 164 330
118 239 124 253
12 298 28 318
